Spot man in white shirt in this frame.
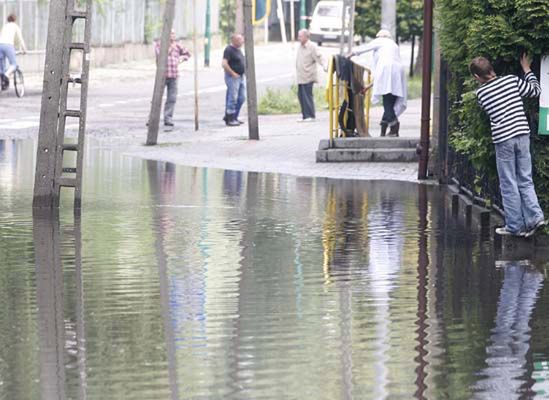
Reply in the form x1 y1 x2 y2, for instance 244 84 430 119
0 13 27 86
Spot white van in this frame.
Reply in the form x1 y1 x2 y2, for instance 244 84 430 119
309 0 358 46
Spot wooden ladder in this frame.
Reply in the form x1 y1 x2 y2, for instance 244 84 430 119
33 0 92 209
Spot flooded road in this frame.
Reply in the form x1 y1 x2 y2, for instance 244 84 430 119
1 139 549 399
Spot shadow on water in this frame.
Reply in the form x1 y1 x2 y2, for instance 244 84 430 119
1 138 549 399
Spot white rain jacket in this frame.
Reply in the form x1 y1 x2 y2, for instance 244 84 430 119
353 37 407 117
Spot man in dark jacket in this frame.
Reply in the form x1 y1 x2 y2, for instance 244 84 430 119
222 33 246 127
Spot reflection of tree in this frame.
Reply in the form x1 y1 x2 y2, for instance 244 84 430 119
146 160 180 400
472 262 544 399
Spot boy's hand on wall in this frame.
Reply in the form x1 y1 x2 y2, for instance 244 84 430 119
521 53 532 73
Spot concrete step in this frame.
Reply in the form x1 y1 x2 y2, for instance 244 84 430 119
316 148 419 163
318 137 420 150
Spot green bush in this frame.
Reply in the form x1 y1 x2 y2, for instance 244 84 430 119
438 0 549 209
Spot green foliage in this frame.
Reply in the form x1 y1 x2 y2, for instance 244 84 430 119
220 0 236 43
438 0 549 209
354 0 423 42
258 85 327 115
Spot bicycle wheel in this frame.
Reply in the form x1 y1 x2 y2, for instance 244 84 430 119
14 68 25 98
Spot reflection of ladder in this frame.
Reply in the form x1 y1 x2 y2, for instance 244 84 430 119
33 0 93 209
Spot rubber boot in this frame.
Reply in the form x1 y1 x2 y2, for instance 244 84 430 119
380 122 388 137
388 121 400 137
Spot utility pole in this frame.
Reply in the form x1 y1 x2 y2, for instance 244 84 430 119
204 0 211 67
290 0 295 41
339 0 347 55
243 0 259 140
381 0 396 39
193 0 199 131
264 13 269 44
418 0 433 180
347 0 356 53
276 0 287 43
299 0 307 29
146 0 176 146
236 0 244 34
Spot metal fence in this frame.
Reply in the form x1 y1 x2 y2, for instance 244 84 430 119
0 0 220 50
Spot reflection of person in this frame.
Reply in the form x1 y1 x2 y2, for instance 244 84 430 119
350 29 407 137
222 33 246 127
0 14 27 90
154 30 191 128
296 29 325 122
472 262 543 398
470 55 545 237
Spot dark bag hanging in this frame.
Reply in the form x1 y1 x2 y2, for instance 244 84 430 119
338 88 357 137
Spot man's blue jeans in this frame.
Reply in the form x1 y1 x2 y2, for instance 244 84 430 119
224 72 246 118
0 44 17 75
495 134 544 234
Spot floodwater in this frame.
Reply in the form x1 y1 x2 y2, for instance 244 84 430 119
1 138 549 400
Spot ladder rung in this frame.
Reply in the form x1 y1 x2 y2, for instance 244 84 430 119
58 178 77 188
62 167 77 174
70 11 88 19
69 43 86 50
65 110 81 118
63 144 79 151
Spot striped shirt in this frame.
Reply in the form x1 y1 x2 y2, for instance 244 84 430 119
476 72 541 144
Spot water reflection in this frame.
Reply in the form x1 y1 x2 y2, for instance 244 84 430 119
2 140 549 399
472 261 544 399
146 161 180 400
33 210 86 400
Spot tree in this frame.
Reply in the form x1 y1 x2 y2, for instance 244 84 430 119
354 0 423 75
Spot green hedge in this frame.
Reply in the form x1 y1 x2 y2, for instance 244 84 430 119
438 0 549 209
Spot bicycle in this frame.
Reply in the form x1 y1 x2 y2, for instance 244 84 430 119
0 52 25 98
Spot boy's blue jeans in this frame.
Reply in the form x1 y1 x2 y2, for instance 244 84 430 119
224 72 246 118
495 134 544 234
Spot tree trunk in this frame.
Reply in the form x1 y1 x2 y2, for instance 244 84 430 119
414 37 423 77
381 0 396 39
236 0 244 35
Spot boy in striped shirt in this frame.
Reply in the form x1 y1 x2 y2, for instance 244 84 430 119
470 54 545 237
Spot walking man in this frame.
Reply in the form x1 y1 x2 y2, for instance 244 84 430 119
296 29 324 122
222 33 246 127
154 30 190 128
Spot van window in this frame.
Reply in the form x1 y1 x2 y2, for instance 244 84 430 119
316 6 341 18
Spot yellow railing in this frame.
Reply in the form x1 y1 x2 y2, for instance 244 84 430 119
325 55 373 145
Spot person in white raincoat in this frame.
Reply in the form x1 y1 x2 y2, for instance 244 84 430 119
350 29 407 137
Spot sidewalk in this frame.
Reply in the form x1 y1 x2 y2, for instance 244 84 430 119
106 98 422 183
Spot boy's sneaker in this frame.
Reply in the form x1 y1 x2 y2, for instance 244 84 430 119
495 226 526 237
524 220 547 238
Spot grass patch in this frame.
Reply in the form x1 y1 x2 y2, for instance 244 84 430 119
258 76 423 115
258 85 328 115
407 75 422 100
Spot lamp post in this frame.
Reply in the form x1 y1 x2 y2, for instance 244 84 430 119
204 0 211 67
299 0 306 29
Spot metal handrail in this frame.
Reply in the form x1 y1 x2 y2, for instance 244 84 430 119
326 55 373 146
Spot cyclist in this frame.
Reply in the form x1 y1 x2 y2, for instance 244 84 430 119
0 13 27 90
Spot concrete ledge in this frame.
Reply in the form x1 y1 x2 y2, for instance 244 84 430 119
318 137 420 150
316 148 419 162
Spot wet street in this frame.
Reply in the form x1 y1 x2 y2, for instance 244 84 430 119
1 138 549 399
